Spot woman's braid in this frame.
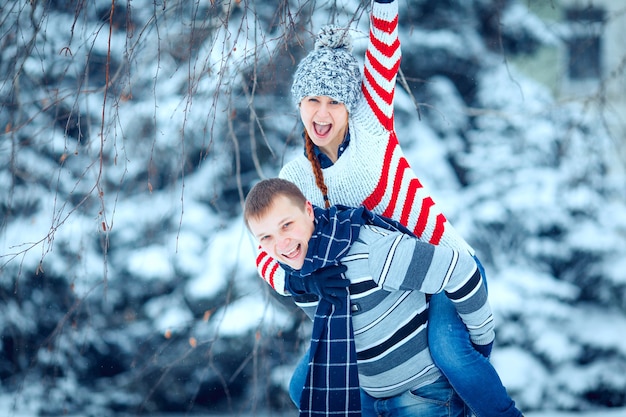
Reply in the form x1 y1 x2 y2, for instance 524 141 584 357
304 130 331 208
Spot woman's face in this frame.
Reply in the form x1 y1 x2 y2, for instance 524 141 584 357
299 95 349 162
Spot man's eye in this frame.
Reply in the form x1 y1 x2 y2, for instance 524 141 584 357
282 222 292 229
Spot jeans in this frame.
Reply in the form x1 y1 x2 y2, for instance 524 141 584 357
428 258 522 417
292 362 466 417
289 259 522 417
288 352 309 406
360 376 468 417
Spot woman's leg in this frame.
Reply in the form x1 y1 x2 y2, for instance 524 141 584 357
428 292 522 417
288 352 310 407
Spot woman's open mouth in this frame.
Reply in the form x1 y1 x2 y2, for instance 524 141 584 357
313 121 332 137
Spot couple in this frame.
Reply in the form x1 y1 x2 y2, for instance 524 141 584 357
248 1 523 416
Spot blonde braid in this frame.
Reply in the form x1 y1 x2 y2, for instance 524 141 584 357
304 130 331 208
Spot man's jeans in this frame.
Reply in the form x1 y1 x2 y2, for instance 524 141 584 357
291 363 466 417
360 376 468 417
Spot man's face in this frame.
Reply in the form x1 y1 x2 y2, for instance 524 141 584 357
248 194 315 270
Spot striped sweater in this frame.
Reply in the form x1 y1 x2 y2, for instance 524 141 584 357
295 224 494 398
257 0 474 294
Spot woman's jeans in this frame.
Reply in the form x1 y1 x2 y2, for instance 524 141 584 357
288 352 309 406
428 258 522 417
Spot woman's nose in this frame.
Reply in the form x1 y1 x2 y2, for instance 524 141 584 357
317 102 329 116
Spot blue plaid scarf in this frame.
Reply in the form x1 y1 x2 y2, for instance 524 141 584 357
287 205 413 417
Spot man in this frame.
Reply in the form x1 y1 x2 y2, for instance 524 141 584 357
245 178 494 417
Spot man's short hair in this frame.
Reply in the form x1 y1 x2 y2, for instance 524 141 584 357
244 178 307 228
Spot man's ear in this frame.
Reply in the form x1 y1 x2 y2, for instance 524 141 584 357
305 201 314 220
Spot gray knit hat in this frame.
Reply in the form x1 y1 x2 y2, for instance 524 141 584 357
291 25 362 113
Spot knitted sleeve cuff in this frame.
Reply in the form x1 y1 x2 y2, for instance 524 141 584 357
256 250 290 296
469 327 496 346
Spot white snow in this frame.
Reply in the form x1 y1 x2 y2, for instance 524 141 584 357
210 294 293 338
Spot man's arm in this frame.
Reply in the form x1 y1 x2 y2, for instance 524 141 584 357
255 247 289 295
365 226 494 346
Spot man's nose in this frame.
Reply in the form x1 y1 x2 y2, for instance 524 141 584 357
277 236 291 251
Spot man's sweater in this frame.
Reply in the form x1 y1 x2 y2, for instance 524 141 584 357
294 223 494 399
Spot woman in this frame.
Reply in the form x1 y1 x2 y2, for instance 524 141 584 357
256 1 523 416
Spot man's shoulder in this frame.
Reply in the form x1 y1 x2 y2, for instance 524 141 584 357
350 224 399 249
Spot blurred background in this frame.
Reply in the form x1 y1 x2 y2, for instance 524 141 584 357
1 0 625 415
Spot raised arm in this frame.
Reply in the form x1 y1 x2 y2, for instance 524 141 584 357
363 0 401 131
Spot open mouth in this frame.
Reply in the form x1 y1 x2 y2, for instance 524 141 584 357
282 244 301 260
314 121 332 137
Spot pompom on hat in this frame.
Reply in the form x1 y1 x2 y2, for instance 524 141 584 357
291 25 362 114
